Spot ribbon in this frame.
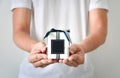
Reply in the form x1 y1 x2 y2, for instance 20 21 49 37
44 28 72 43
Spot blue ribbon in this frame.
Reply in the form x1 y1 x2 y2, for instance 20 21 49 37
44 28 72 43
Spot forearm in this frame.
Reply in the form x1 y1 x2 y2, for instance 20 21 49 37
12 8 37 52
13 30 37 52
80 30 107 53
80 9 108 53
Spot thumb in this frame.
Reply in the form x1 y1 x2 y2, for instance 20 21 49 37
41 46 47 53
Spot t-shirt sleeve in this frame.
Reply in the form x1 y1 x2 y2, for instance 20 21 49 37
89 0 109 11
11 0 32 11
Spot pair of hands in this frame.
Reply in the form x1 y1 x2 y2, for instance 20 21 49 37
28 42 85 68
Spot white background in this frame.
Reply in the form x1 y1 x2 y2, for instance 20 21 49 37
0 0 120 78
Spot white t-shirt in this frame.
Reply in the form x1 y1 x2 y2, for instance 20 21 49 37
11 0 109 78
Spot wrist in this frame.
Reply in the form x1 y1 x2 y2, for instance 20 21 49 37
78 43 87 53
30 41 38 52
30 41 46 53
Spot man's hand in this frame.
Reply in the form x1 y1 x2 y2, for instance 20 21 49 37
59 44 85 67
28 42 57 68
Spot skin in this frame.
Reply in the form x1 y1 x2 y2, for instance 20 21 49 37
12 8 108 67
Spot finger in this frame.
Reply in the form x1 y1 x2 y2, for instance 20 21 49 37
38 42 46 53
40 64 49 68
70 45 78 54
69 61 78 67
59 59 63 63
41 46 47 53
31 48 41 54
28 54 47 63
62 59 69 63
33 59 49 68
58 59 64 63
64 59 78 67
48 59 57 63
69 54 84 65
59 58 78 67
69 55 79 66
65 55 76 66
62 59 70 65
31 42 46 54
31 46 46 53
33 59 56 68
